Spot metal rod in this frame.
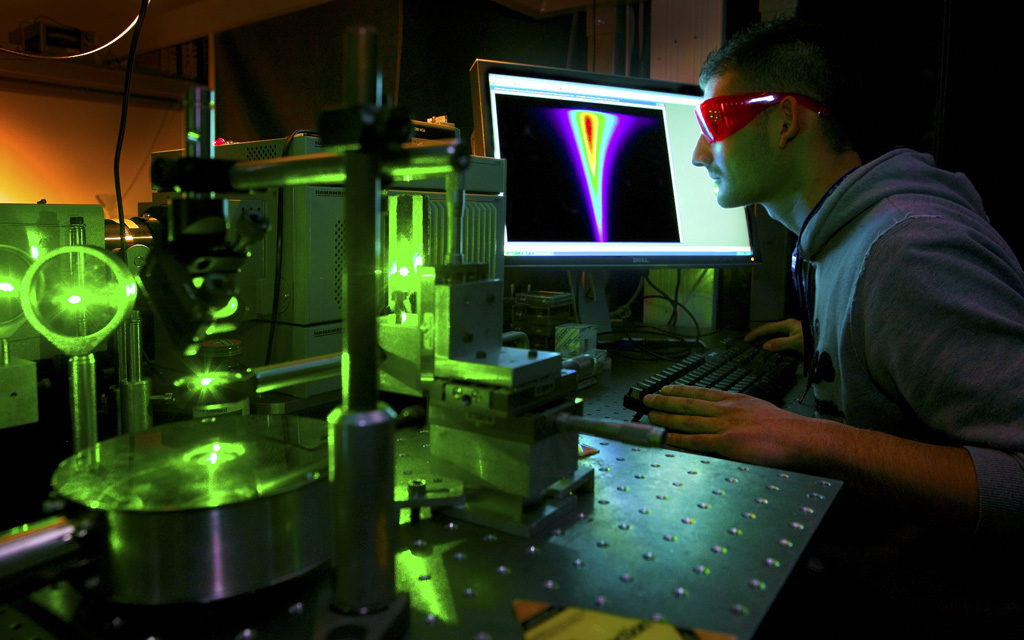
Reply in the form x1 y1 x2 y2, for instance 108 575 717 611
119 311 151 434
385 139 470 182
119 379 151 435
124 311 143 382
329 24 398 619
251 352 341 394
225 140 465 192
554 412 667 448
70 354 98 453
68 218 86 246
115 325 128 382
330 406 397 614
67 220 99 450
444 170 465 266
0 516 86 588
342 25 382 108
68 218 88 339
341 149 382 415
230 152 348 189
185 86 214 160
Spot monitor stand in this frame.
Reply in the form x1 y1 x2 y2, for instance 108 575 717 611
570 269 612 334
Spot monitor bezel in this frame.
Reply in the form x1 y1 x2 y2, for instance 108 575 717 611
469 58 761 270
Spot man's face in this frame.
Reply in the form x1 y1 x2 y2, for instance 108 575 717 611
691 71 776 209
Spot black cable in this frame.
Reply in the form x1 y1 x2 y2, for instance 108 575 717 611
600 322 696 361
264 183 285 366
264 129 317 366
617 324 674 360
669 268 681 326
565 270 581 324
642 277 702 344
113 0 150 262
141 349 173 388
641 294 701 344
644 277 674 311
604 322 694 341
608 274 644 321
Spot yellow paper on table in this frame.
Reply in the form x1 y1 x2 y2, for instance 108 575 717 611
513 600 736 640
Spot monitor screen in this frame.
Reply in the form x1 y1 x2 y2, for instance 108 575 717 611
469 60 757 269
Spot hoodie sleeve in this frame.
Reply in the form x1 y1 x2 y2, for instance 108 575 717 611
853 210 1024 552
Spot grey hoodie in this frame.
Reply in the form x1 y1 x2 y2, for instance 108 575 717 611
795 147 1024 623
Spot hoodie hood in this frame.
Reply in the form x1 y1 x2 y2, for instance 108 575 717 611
798 148 988 259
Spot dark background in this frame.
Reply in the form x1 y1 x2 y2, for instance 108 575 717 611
213 0 1019 267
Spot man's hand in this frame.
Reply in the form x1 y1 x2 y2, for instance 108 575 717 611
642 385 819 468
745 318 804 353
642 384 980 542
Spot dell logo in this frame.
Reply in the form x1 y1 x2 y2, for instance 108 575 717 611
632 257 650 263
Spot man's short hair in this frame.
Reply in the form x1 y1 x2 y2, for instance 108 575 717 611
700 19 861 153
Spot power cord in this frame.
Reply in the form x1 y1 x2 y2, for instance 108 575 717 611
1 1 151 60
643 275 701 344
264 129 317 366
113 0 151 260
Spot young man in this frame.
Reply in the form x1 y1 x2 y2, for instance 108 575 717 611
643 18 1024 637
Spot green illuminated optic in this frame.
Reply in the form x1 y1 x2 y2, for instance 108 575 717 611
174 370 245 403
210 296 238 319
389 243 424 284
1 246 32 339
191 371 243 391
182 441 245 466
190 277 238 319
19 245 137 356
202 320 239 337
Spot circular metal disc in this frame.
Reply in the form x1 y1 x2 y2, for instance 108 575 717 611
50 414 332 604
52 414 328 512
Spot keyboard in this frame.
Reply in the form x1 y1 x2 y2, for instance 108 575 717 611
622 337 802 416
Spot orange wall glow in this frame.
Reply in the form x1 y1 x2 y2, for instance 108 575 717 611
0 87 183 219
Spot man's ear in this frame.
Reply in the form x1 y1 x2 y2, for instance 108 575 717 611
776 95 801 148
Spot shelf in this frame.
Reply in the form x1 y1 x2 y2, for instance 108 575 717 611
0 53 195 105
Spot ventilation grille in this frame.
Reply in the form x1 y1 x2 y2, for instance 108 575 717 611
334 218 344 307
427 199 503 278
245 143 281 161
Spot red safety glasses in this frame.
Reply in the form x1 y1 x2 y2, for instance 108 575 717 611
695 92 830 143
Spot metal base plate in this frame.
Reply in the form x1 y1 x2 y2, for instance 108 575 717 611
8 427 838 639
394 429 840 639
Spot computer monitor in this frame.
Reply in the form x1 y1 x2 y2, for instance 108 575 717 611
469 59 758 270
